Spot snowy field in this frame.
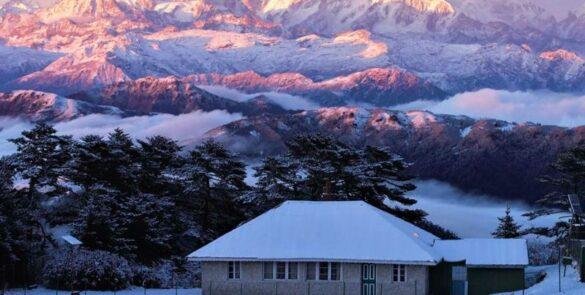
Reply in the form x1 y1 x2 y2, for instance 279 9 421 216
5 266 585 295
4 288 201 295
498 265 585 294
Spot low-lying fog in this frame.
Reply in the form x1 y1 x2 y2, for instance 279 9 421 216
411 180 563 238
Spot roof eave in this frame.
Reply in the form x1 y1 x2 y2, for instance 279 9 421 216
187 256 438 266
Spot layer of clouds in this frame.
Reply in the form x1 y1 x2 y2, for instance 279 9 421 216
198 85 319 111
0 110 242 156
393 89 585 127
411 180 562 238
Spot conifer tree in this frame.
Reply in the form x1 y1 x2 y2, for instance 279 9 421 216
492 204 521 238
9 123 73 205
178 140 249 244
0 158 45 279
525 145 585 242
275 135 424 221
137 136 182 195
8 123 73 247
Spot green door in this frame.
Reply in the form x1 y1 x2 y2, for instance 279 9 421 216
362 264 376 295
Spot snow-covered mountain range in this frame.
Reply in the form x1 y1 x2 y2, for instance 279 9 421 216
1 0 585 98
1 0 585 201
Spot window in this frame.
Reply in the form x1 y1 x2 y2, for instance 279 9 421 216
306 262 316 280
308 262 341 281
263 262 298 280
319 262 329 280
228 261 241 279
288 262 298 280
392 264 406 282
452 266 467 281
330 263 340 281
263 262 273 280
276 262 286 279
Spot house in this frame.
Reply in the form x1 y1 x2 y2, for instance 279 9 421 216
188 201 528 295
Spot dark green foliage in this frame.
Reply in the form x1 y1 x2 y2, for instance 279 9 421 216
492 205 521 239
525 145 585 243
177 140 249 244
9 123 73 201
252 134 455 238
0 157 47 286
75 189 176 265
1 124 459 287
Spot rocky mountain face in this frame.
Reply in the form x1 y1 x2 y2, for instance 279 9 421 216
70 76 289 116
1 0 584 204
1 0 585 98
0 90 122 121
206 107 585 201
187 67 449 106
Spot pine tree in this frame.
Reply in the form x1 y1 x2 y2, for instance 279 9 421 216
492 205 521 238
279 135 425 222
525 145 585 242
137 136 182 195
247 156 299 214
9 123 73 205
178 140 249 244
8 123 73 248
0 158 46 282
75 187 176 265
249 134 457 237
71 131 179 265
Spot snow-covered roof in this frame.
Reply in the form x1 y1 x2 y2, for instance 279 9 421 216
189 201 441 265
433 239 528 267
188 201 529 267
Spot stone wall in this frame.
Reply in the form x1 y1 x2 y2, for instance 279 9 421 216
201 261 429 295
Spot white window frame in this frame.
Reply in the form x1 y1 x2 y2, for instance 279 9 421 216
307 262 342 281
262 262 299 280
392 264 407 282
228 261 241 280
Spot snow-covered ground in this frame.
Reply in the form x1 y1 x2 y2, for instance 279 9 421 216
4 288 201 295
498 265 585 294
6 266 585 295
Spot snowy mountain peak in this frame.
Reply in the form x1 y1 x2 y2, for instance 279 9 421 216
39 0 150 21
375 0 455 14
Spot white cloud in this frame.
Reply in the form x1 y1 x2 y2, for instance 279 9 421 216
393 89 585 127
0 110 242 156
198 85 319 111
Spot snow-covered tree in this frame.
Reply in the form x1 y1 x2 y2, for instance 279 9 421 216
525 145 585 243
75 188 176 265
0 158 46 284
492 204 521 238
137 136 182 195
71 130 179 265
7 123 74 250
247 156 299 214
274 135 424 221
9 123 73 204
251 135 457 238
178 140 249 244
